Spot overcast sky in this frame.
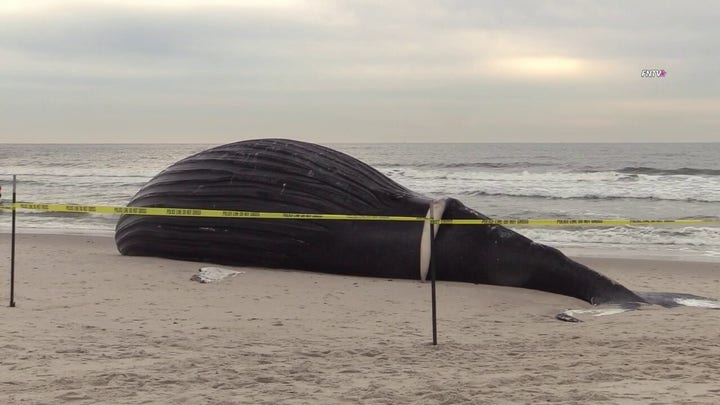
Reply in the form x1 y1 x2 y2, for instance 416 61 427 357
1 0 718 143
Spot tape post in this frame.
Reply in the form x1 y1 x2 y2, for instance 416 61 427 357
2 202 719 227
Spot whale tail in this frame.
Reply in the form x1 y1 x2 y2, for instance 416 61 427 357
556 292 720 322
634 292 720 309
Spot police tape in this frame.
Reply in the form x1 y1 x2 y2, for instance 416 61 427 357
1 202 426 222
1 202 719 227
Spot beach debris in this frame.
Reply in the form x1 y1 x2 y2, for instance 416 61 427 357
555 313 582 322
191 267 244 283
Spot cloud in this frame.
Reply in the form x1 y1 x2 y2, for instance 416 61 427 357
0 1 718 142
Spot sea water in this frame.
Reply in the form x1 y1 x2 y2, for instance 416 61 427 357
1 143 718 260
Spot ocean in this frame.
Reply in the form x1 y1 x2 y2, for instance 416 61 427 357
1 143 719 261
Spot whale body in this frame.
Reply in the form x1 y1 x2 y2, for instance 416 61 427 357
114 139 653 307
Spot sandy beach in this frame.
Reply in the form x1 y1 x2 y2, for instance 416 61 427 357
1 233 719 404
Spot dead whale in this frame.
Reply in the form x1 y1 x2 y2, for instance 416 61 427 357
115 139 719 317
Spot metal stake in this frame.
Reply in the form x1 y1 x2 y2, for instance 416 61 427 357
10 175 16 307
430 220 437 345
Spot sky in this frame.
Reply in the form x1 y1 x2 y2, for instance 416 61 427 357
1 0 718 143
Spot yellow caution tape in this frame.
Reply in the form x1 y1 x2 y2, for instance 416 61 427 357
434 218 720 226
2 202 426 222
1 202 719 227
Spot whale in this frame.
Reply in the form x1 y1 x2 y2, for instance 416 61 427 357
115 139 718 317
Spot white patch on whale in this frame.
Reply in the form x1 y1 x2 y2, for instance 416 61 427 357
420 198 448 282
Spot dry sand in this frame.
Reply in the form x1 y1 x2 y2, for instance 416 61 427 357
1 233 719 404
